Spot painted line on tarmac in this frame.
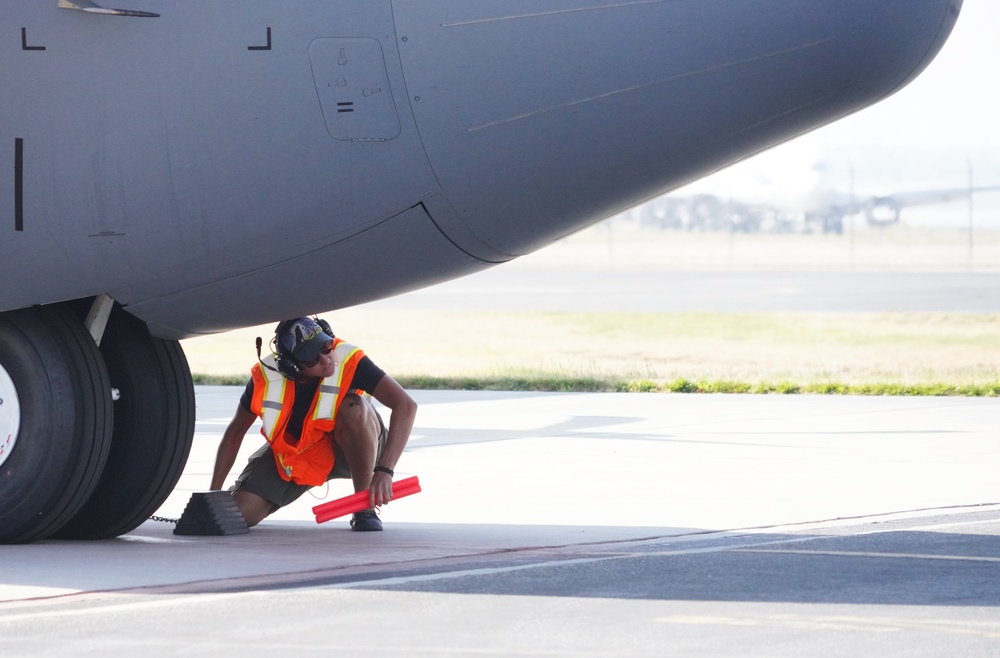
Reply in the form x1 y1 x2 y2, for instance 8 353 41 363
317 505 1000 590
6 504 997 612
316 532 864 591
734 548 1000 563
322 554 623 590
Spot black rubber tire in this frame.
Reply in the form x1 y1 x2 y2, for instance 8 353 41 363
0 305 114 544
55 305 195 540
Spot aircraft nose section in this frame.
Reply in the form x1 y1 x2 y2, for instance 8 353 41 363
393 0 962 255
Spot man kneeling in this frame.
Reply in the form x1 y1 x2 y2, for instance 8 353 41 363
210 317 416 531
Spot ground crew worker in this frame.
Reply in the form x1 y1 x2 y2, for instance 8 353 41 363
210 316 417 531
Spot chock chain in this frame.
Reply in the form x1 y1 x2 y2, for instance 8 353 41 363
149 515 178 524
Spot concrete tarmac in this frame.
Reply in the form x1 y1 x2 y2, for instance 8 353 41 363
1 387 999 656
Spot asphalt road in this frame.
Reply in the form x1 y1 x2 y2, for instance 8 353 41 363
364 267 1000 313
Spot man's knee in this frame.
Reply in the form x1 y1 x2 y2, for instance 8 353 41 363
336 394 373 434
233 490 277 528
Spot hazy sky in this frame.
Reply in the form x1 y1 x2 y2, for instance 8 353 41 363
681 0 999 197
809 0 998 151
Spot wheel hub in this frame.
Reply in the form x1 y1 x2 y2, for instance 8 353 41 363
0 363 20 469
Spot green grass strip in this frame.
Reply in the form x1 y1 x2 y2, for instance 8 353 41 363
397 376 1000 396
191 373 1000 396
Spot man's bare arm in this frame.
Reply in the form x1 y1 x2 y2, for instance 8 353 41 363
369 375 417 505
210 406 257 490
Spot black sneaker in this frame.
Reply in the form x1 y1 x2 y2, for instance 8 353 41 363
350 510 383 532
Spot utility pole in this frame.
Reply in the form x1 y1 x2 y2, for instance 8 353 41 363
848 160 855 271
967 159 974 271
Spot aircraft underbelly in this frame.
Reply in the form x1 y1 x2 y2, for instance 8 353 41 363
125 203 486 337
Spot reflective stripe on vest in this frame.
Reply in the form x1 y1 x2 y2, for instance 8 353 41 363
249 340 366 485
253 360 290 443
312 341 364 422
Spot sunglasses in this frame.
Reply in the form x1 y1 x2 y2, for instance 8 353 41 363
300 342 333 368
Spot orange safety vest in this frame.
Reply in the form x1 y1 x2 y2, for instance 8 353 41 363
249 338 366 486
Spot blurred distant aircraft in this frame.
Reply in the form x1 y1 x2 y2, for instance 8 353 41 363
623 156 1000 234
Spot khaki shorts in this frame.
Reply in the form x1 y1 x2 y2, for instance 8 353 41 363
231 411 387 509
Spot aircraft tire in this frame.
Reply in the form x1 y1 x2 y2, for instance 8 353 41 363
55 305 195 540
0 305 114 544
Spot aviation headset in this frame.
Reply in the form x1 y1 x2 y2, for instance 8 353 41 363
256 317 335 380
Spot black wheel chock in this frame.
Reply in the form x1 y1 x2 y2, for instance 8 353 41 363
173 491 249 536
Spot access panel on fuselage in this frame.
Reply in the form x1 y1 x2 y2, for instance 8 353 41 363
309 37 402 142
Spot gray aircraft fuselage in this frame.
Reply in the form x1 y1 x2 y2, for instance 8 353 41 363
2 0 962 338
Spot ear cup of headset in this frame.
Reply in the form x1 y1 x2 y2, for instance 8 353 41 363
273 319 301 379
275 354 301 379
315 317 333 337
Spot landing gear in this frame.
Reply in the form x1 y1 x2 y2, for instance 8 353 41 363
55 305 195 540
0 305 114 544
0 301 195 543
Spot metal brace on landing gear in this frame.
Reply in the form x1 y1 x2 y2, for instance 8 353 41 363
84 294 115 346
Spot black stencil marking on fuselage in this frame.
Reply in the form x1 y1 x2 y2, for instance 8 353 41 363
15 139 24 232
248 27 272 51
21 28 46 51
